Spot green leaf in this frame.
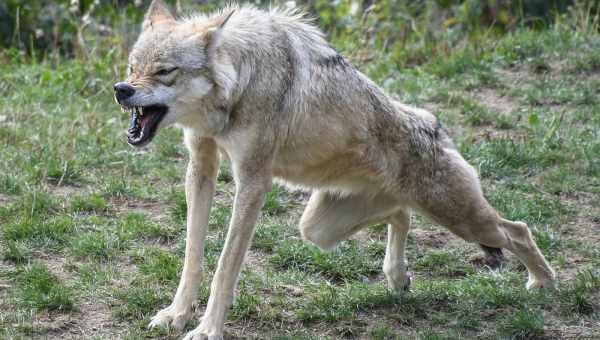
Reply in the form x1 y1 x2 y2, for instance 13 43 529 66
528 113 539 125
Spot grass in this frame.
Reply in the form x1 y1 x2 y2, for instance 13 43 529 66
270 240 381 281
1 9 599 340
414 249 474 277
135 247 181 284
113 284 170 320
70 231 126 260
13 263 76 312
499 307 545 339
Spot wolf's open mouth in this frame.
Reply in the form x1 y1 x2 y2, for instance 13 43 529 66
123 105 168 147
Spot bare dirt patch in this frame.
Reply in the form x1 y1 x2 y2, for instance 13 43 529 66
112 197 171 224
243 249 269 277
47 184 83 198
545 317 600 339
472 88 519 116
0 193 12 206
27 301 126 340
496 66 536 86
411 227 457 249
553 191 600 282
0 257 129 340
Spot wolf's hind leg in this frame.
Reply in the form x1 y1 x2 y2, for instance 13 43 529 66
495 219 556 289
299 190 399 250
383 209 412 291
432 206 555 289
466 217 555 289
420 149 555 289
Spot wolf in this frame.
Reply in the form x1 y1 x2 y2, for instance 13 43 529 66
113 1 556 339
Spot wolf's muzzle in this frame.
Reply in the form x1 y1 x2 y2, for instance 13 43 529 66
114 82 136 103
124 104 168 147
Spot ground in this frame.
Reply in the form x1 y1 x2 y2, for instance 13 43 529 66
0 24 599 340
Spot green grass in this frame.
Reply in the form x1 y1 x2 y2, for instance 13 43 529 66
2 240 32 263
70 231 127 260
3 216 74 245
70 193 108 213
134 247 181 285
118 212 179 241
76 263 119 290
297 282 399 323
1 11 599 340
499 307 545 339
112 284 170 320
414 249 474 277
14 263 76 312
270 240 381 281
370 324 400 340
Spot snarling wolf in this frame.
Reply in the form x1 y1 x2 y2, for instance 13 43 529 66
114 1 556 338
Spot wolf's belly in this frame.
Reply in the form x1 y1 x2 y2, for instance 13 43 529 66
272 152 380 194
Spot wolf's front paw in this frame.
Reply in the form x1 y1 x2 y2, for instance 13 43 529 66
526 265 557 290
526 278 556 290
182 324 223 340
383 262 412 292
386 271 412 292
526 274 557 290
148 304 192 331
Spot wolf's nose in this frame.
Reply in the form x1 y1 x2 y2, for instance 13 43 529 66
114 82 136 102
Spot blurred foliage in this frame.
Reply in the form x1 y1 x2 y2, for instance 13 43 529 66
0 0 598 65
0 0 146 57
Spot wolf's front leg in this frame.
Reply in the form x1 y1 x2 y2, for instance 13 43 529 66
183 162 271 340
383 210 412 291
149 137 218 331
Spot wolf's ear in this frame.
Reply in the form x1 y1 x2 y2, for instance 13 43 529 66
216 10 235 29
204 10 238 117
204 10 235 49
143 0 175 30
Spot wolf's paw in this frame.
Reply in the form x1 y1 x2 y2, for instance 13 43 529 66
526 271 557 290
385 270 412 292
526 278 556 290
148 304 192 331
182 324 223 340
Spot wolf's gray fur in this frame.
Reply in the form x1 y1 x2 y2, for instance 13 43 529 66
114 2 556 339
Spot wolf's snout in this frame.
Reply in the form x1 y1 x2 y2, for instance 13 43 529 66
114 82 135 102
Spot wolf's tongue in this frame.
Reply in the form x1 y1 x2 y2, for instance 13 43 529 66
141 113 153 127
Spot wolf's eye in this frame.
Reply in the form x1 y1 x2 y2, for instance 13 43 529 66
155 67 178 76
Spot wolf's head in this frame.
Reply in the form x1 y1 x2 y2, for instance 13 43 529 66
114 0 234 147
